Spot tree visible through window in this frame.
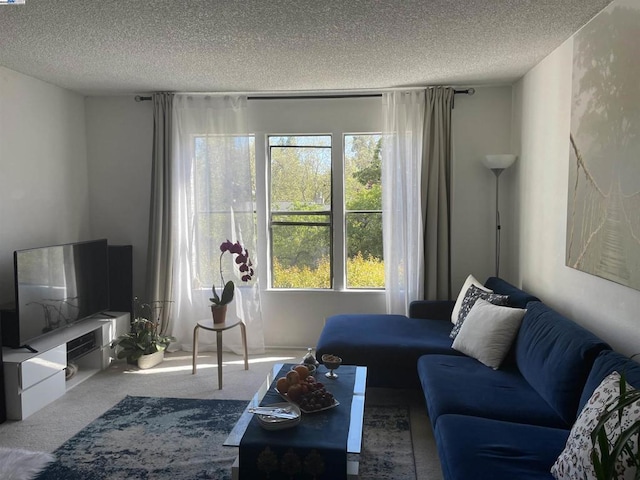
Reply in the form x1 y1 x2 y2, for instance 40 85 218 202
268 134 384 289
345 134 384 288
269 135 332 288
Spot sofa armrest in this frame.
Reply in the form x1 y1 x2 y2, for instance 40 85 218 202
409 300 455 321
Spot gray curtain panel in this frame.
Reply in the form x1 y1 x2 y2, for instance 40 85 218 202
422 87 454 301
146 92 174 334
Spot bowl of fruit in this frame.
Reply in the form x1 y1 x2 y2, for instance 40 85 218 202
275 366 338 413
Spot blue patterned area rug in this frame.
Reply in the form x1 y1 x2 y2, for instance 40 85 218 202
35 396 416 480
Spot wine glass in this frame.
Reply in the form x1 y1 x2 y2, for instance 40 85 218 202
322 354 342 379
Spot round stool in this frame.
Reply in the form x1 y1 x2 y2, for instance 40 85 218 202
192 318 248 389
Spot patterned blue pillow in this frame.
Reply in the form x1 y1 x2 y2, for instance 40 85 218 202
450 284 510 339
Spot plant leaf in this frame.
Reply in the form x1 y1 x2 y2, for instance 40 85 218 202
221 281 235 304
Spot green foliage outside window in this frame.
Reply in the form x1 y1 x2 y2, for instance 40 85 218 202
273 254 384 289
344 134 384 287
269 133 385 289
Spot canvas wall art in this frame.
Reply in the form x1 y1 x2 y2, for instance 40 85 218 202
566 0 640 290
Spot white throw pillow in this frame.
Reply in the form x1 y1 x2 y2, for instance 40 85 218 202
451 299 525 369
449 284 510 339
451 274 492 324
551 371 639 480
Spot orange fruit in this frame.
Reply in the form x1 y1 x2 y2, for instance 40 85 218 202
286 370 300 385
287 384 303 402
276 377 289 393
294 365 309 378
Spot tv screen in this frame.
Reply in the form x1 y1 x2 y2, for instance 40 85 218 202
13 239 109 347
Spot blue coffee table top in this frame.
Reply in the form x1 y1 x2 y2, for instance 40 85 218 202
224 363 367 454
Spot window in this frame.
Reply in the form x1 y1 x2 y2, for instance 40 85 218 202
268 133 384 290
192 134 256 290
269 135 332 288
344 134 384 288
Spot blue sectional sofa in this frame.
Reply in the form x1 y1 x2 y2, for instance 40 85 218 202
315 277 640 480
316 277 538 388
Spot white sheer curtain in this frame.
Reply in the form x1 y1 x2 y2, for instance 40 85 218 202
170 94 265 354
382 91 426 315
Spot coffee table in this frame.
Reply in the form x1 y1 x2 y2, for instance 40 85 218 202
224 363 367 479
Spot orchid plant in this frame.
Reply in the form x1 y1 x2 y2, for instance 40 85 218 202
110 298 176 362
210 240 255 307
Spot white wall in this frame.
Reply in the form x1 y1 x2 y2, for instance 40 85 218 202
250 97 386 347
0 67 89 303
513 39 640 356
450 87 516 292
83 91 514 347
85 97 154 298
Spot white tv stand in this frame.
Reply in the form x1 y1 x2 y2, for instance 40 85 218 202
2 312 130 420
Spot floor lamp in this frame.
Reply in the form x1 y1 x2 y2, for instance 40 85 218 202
482 154 517 278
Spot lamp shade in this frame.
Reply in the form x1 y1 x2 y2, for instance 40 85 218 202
482 154 517 170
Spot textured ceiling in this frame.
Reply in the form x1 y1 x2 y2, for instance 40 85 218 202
0 0 612 96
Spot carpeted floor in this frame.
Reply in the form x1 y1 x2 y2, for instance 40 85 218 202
34 396 417 479
0 349 442 480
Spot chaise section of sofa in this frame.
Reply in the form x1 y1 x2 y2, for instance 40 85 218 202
316 276 539 388
316 312 460 388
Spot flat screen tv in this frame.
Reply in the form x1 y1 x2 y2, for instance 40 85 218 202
3 239 110 348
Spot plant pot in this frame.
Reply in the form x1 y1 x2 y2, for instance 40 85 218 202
211 304 228 325
137 350 164 369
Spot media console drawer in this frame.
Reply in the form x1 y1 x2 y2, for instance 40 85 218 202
2 313 130 420
4 350 66 421
18 370 66 420
20 344 66 391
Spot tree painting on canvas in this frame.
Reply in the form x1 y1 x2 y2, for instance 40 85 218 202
566 0 640 290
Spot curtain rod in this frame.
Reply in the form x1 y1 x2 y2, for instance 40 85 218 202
134 88 475 102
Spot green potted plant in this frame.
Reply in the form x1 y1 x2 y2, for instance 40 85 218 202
111 298 176 369
209 239 255 324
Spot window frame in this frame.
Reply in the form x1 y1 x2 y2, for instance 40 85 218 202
263 131 384 292
342 133 384 290
267 135 334 290
190 133 256 291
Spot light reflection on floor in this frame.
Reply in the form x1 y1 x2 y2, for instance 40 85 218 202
125 355 298 375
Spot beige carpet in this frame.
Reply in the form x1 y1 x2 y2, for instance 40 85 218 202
0 349 442 480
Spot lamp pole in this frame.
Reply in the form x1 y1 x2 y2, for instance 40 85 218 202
491 168 504 278
482 154 517 279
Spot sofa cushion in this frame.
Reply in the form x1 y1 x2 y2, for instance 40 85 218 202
451 299 526 369
451 274 492 324
418 354 569 428
551 372 639 480
435 414 569 480
484 276 540 308
316 314 463 388
515 302 611 425
578 350 640 412
449 285 510 338
409 299 455 321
